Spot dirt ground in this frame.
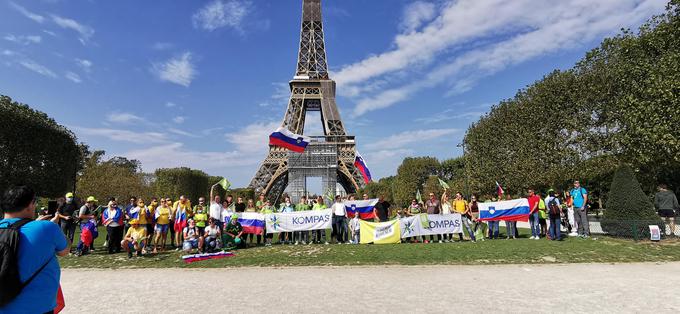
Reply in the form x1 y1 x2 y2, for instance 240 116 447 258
61 263 680 313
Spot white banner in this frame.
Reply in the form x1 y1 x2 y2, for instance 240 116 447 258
265 209 332 233
399 214 462 238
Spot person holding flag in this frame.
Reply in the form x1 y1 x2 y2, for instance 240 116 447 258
173 196 192 250
102 198 124 254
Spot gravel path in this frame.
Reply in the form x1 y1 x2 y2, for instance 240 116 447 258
61 263 679 313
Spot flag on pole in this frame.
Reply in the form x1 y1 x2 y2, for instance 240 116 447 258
324 188 335 203
354 151 372 184
495 181 504 198
216 177 231 190
269 127 310 153
416 189 422 204
438 178 450 189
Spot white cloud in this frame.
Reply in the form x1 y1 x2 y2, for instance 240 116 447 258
225 121 279 154
165 102 177 108
172 116 186 124
168 128 198 138
64 71 81 83
4 34 42 45
400 1 436 33
152 52 196 87
192 0 252 32
334 0 667 116
19 60 57 78
51 14 94 41
414 108 486 124
75 58 92 72
42 30 57 37
9 2 45 23
72 127 168 144
371 128 459 151
2 49 16 56
124 143 254 174
106 112 144 124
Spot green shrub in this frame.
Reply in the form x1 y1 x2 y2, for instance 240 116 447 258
601 165 664 238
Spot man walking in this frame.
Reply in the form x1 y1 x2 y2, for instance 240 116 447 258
570 181 589 238
654 184 680 236
0 185 69 313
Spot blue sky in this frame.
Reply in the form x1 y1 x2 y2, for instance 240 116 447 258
1 0 668 188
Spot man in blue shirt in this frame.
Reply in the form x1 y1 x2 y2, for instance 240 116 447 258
0 185 70 313
570 180 590 237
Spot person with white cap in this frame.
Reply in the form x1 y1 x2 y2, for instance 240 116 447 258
57 192 79 248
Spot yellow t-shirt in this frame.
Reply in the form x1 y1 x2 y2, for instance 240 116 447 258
453 200 468 214
156 206 171 225
174 200 193 217
126 226 147 241
135 207 148 225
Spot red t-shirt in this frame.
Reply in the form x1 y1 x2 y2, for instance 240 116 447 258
528 195 541 213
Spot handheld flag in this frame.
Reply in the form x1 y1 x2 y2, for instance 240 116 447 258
438 178 450 190
324 188 335 203
495 181 504 197
416 189 423 204
344 199 378 219
354 151 372 184
269 127 310 153
478 198 530 222
216 177 231 190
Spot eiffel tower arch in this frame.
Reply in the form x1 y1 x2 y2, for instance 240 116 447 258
248 0 366 203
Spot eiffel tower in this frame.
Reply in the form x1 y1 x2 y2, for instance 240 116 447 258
249 0 366 203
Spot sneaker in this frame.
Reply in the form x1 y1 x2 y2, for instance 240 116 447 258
128 251 133 258
324 242 329 245
569 232 578 237
534 236 540 240
438 240 443 243
294 241 299 245
175 247 181 251
137 251 142 257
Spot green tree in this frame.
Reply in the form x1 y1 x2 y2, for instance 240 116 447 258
393 157 440 207
601 165 664 238
153 167 215 203
76 150 152 202
362 176 395 203
0 96 82 197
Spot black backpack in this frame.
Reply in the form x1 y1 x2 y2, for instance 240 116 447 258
0 219 51 306
548 198 561 217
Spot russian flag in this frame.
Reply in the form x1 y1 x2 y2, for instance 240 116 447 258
182 251 234 264
496 181 504 197
354 152 372 184
477 198 530 222
102 207 123 226
269 127 310 153
344 199 378 219
237 212 265 235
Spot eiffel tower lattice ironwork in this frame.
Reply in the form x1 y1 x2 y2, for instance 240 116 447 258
248 0 367 203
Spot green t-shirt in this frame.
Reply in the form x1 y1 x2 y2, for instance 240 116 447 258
224 221 243 237
312 203 327 210
295 203 311 211
194 212 208 227
260 206 275 215
256 200 265 209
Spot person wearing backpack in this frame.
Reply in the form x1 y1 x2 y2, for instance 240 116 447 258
0 185 70 313
545 189 562 241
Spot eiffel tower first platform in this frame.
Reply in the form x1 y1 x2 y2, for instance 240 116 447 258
248 0 367 203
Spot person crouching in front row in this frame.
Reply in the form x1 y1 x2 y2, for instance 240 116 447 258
122 219 147 258
182 219 204 253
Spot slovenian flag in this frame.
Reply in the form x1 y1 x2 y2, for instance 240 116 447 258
174 209 187 233
354 152 372 184
237 212 265 235
102 207 123 226
344 199 378 219
182 251 234 264
477 198 530 222
269 127 310 153
496 181 504 197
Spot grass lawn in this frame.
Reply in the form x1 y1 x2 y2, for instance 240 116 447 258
58 226 680 268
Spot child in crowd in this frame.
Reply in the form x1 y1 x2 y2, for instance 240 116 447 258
350 213 361 244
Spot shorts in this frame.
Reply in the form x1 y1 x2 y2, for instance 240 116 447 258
183 239 199 250
155 224 169 233
658 209 676 218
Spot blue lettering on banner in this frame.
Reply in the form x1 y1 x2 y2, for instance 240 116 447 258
428 219 460 229
375 226 392 238
292 214 330 225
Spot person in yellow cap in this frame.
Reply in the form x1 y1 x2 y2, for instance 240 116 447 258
122 219 147 258
78 196 98 252
57 192 80 248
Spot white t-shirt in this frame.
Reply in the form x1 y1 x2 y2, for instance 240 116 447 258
205 225 220 238
332 202 346 216
350 217 360 232
221 208 234 224
209 203 223 221
441 202 452 215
